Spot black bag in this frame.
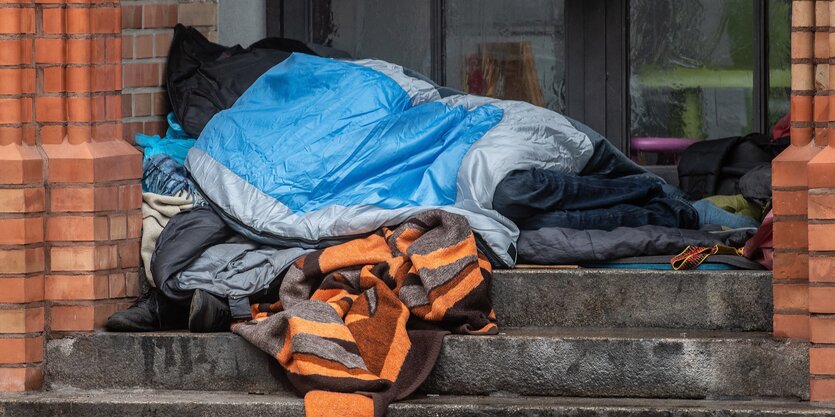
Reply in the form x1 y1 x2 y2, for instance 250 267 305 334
677 133 786 200
165 24 316 137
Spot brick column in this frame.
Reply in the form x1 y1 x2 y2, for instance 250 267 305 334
0 0 142 392
807 0 835 401
773 0 824 340
36 0 141 334
0 0 46 392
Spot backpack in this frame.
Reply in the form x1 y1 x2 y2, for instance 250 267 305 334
677 133 787 200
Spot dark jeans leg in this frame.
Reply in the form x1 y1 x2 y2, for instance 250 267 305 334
494 169 665 218
515 195 699 231
493 169 699 231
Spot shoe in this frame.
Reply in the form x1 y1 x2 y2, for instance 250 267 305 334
106 290 188 332
188 289 232 333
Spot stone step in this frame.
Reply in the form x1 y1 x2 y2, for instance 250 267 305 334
2 390 833 417
46 328 808 400
492 269 772 330
426 327 808 399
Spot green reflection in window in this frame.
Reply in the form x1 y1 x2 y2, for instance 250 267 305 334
630 0 755 142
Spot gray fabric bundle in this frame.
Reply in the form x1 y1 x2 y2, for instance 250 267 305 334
517 225 754 265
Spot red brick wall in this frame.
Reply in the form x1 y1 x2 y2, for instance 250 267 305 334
121 0 217 142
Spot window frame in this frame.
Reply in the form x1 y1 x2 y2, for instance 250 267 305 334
269 0 775 153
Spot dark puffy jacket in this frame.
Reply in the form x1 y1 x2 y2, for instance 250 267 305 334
677 133 786 200
166 24 316 137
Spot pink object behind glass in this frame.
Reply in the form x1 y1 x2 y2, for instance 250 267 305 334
630 137 698 164
771 113 790 139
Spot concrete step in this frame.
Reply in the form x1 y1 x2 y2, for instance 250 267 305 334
426 327 808 399
2 390 833 417
492 269 772 330
46 328 808 400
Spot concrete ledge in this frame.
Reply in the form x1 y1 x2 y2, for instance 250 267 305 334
492 269 772 330
46 328 807 400
46 332 289 393
427 327 809 400
1 390 833 417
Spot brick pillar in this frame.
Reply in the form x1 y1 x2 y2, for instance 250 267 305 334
807 0 835 401
0 0 46 392
36 0 141 335
0 0 142 392
773 0 823 340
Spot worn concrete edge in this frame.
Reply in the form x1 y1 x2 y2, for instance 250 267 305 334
494 269 772 278
0 390 833 414
43 328 809 399
47 327 794 342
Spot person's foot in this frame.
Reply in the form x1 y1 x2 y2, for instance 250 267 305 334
188 289 232 333
106 290 188 332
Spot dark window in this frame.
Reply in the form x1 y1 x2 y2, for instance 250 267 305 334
444 0 566 112
630 0 755 142
627 0 790 165
325 0 433 76
271 0 790 165
768 0 791 129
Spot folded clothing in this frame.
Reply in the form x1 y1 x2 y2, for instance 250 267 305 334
151 205 309 317
142 154 196 196
739 163 772 206
517 224 754 265
141 192 194 286
493 169 699 231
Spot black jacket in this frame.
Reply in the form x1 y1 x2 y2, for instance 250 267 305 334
677 134 786 200
166 24 316 137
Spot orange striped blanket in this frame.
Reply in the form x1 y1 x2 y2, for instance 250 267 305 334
232 209 498 417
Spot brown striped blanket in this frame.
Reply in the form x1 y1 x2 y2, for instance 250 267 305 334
232 209 498 417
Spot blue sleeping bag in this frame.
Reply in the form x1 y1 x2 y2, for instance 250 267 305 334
194 54 502 212
187 53 608 267
187 54 516 259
